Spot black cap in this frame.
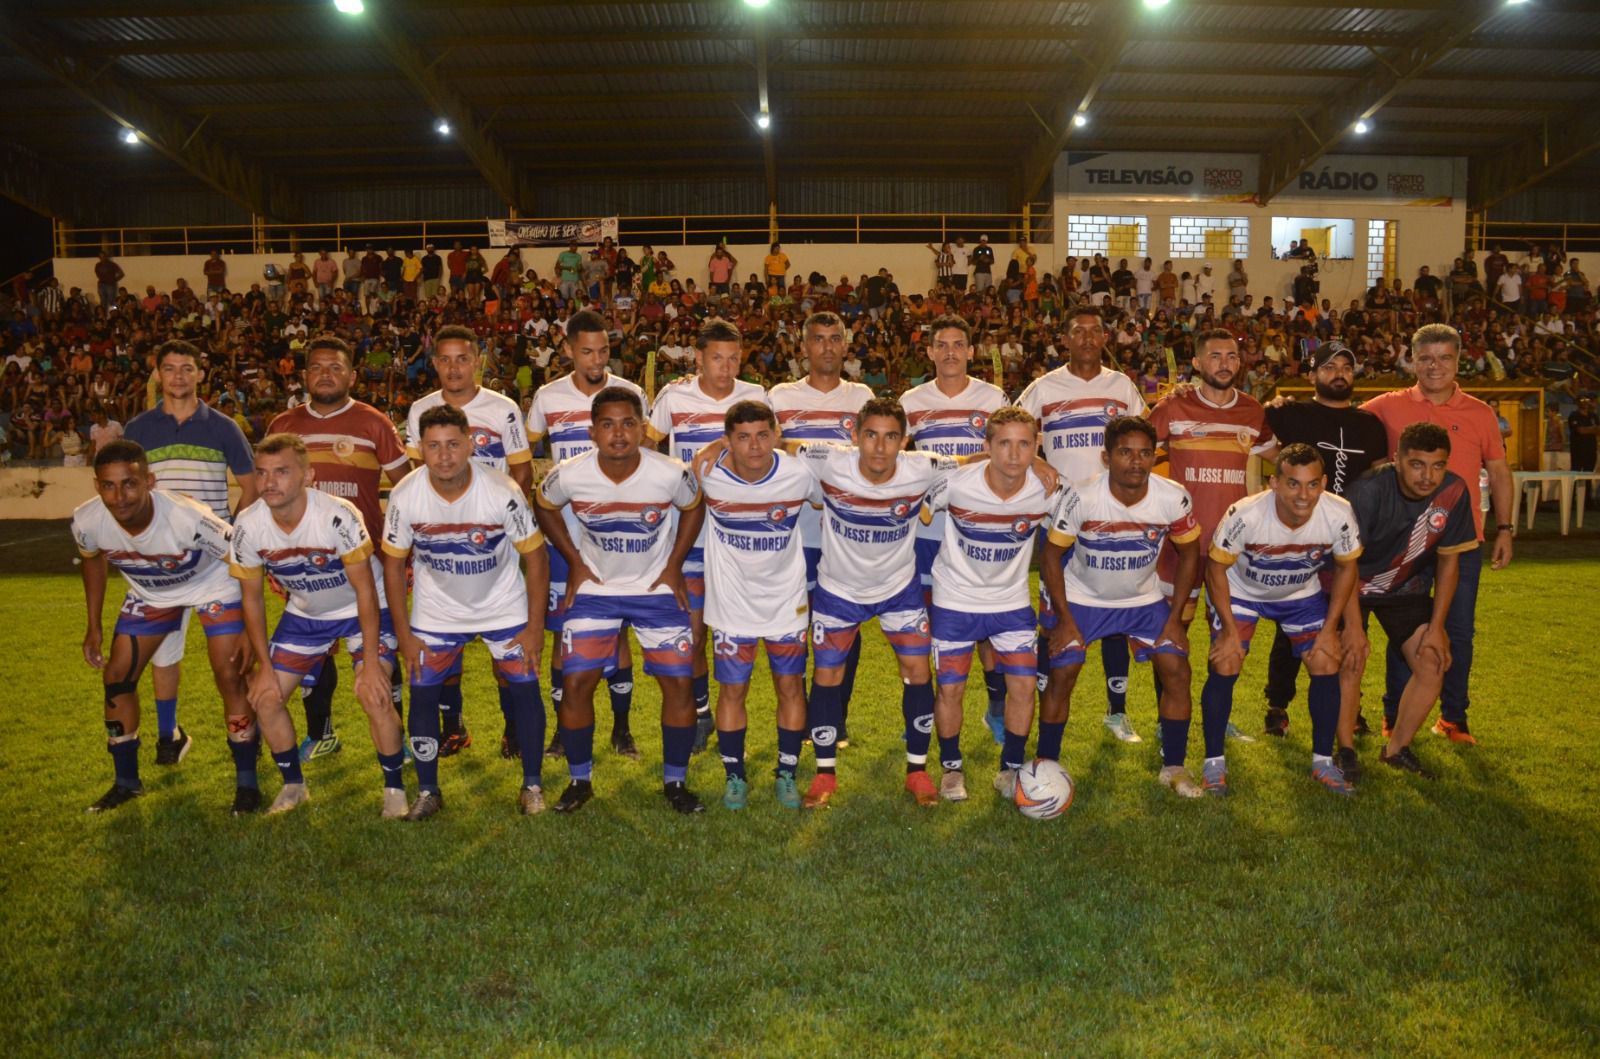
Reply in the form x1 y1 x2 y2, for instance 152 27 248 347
1310 341 1355 370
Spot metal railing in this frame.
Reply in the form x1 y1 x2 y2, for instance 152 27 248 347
1470 218 1600 256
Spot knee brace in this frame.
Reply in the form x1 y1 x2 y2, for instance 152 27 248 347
104 679 139 704
105 719 139 745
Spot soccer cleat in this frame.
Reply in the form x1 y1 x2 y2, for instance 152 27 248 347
1103 712 1143 743
984 710 1006 746
1201 759 1230 796
1263 707 1289 738
691 712 715 754
87 783 143 813
610 729 641 761
1334 746 1364 785
722 775 749 811
663 781 706 814
500 727 520 760
1380 745 1437 780
298 733 342 763
437 729 471 758
993 767 1019 801
552 780 594 814
1431 718 1478 746
544 732 565 759
1225 722 1256 744
266 783 309 815
1310 759 1354 795
939 768 969 802
1354 713 1372 737
802 773 837 809
155 727 193 766
836 723 850 750
774 772 802 810
904 770 939 807
404 789 444 821
380 788 409 820
517 784 545 816
1158 765 1204 799
231 786 264 816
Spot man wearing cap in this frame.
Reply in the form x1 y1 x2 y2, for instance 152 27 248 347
1259 341 1389 737
972 236 995 292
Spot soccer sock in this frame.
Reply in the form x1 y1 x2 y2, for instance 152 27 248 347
303 656 337 740
902 681 934 773
228 733 260 789
776 726 803 777
497 684 516 732
271 747 304 787
1001 730 1028 772
838 636 863 732
1308 673 1339 759
154 699 178 741
439 681 463 736
718 727 747 780
408 684 444 793
692 673 711 718
607 667 634 730
507 682 544 788
1160 717 1191 767
1101 636 1130 714
1201 672 1239 759
662 723 695 785
937 732 962 773
807 683 842 774
376 750 405 791
563 723 595 783
1037 720 1066 761
109 735 141 789
983 668 1006 717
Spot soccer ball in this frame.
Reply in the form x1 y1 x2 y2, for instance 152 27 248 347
1014 758 1074 820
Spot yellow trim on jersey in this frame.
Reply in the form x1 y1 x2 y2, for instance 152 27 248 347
1334 546 1364 563
1439 540 1479 555
513 530 546 554
676 492 704 512
1170 439 1251 454
507 450 533 465
341 541 375 565
381 541 411 558
308 451 380 471
1046 529 1076 548
1170 526 1202 545
1208 545 1240 566
535 488 561 510
645 423 668 444
77 548 100 559
229 561 263 580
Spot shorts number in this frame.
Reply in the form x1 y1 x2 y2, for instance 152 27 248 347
811 621 826 646
711 629 739 658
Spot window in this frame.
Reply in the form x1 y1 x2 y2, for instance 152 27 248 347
1271 216 1354 260
1067 214 1148 258
1367 219 1397 291
1169 215 1249 259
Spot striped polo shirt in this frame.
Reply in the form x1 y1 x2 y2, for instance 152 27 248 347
124 400 254 521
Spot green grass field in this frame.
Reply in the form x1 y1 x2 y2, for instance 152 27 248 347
3 519 1598 1057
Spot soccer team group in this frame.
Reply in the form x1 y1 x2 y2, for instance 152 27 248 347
72 304 1506 820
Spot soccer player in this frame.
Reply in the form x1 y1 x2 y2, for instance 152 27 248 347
924 407 1056 801
1259 342 1388 737
534 387 706 814
122 339 257 767
526 309 650 759
405 324 533 757
382 405 549 820
72 440 261 814
648 318 769 752
1343 423 1477 780
267 333 411 761
768 311 873 745
695 400 818 809
899 314 1008 743
1037 417 1205 798
1018 305 1147 742
1202 444 1364 795
231 434 406 817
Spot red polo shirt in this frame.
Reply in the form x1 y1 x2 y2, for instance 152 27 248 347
1361 383 1505 539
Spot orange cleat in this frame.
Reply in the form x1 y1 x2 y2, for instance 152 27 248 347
802 773 837 809
904 769 939 807
1431 718 1478 745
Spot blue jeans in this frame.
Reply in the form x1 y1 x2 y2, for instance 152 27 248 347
1384 544 1481 724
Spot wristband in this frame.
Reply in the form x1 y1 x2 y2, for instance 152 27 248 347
1495 523 1514 532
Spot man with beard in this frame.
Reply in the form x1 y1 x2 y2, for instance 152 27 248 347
1258 342 1388 737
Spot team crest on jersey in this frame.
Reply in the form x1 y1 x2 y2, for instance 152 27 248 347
840 414 857 433
1235 428 1254 446
891 501 911 518
160 557 180 571
674 635 693 654
642 506 666 526
1013 517 1033 535
768 505 790 524
472 431 491 449
1103 403 1120 419
1308 548 1324 562
916 616 930 635
1144 528 1161 542
969 412 989 431
333 438 356 458
204 601 225 616
311 553 329 567
1427 507 1448 531
468 529 488 546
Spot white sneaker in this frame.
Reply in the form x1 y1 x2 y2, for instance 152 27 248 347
939 769 969 802
1103 712 1143 743
1225 722 1256 744
1158 765 1204 799
266 782 308 815
381 788 409 820
993 767 1019 800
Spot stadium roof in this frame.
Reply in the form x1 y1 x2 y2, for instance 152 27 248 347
1 0 1597 224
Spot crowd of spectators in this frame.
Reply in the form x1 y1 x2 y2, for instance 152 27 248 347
2 234 1595 466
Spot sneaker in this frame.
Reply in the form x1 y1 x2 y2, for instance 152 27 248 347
1201 759 1229 796
774 771 802 810
298 733 342 763
993 767 1019 801
438 729 471 758
1380 744 1437 780
87 783 143 813
1103 712 1142 743
544 731 565 759
663 781 706 814
939 768 969 802
1263 707 1289 738
155 727 192 766
1353 713 1372 737
1158 765 1203 799
1334 746 1364 784
1310 758 1354 795
803 773 837 809
404 789 444 821
692 711 715 754
500 728 520 760
517 784 545 816
1225 722 1256 744
904 770 939 807
231 786 264 816
722 775 750 810
552 780 593 814
266 783 309 815
381 788 409 819
984 708 1006 746
610 729 641 760
1431 718 1478 746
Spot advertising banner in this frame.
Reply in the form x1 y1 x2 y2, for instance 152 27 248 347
1064 152 1463 206
488 217 619 246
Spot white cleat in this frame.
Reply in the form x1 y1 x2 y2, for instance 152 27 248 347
939 769 969 802
1158 765 1204 799
381 788 409 820
266 782 309 815
1225 722 1256 744
1103 712 1143 743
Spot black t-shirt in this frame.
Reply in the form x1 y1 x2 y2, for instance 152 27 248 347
1348 466 1477 602
1266 401 1389 497
1415 274 1443 298
971 245 995 272
1111 268 1134 294
1570 410 1598 463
